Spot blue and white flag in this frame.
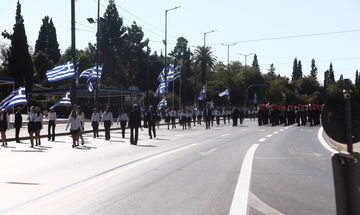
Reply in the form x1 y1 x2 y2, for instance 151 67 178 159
198 86 207 101
166 65 181 82
154 81 168 97
157 69 165 83
46 61 75 82
218 89 229 97
52 92 72 108
253 93 257 104
79 65 103 92
157 97 167 109
0 87 27 110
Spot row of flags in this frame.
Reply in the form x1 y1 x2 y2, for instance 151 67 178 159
46 61 103 92
155 64 181 96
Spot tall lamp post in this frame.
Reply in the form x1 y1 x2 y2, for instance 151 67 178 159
164 6 181 102
87 0 101 109
239 52 254 70
221 42 238 87
203 29 217 47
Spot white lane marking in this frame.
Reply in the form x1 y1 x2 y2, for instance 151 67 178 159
248 192 285 215
221 133 230 137
317 127 338 154
229 144 259 215
12 142 200 215
284 127 289 130
279 129 284 132
273 131 279 134
258 138 267 142
199 148 218 156
265 134 272 138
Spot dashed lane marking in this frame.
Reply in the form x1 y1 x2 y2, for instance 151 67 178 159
279 129 284 132
258 138 267 142
265 134 272 138
273 131 279 134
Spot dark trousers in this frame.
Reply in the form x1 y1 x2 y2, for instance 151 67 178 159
130 127 139 144
92 122 99 138
205 118 211 129
15 126 21 142
48 120 56 141
171 117 176 129
104 121 111 140
120 120 127 138
148 123 156 138
233 117 238 126
216 116 220 126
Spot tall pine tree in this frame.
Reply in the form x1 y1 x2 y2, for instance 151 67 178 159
297 60 302 79
292 57 298 81
310 59 317 78
355 70 359 88
35 16 60 64
252 54 259 70
328 63 335 82
2 1 33 91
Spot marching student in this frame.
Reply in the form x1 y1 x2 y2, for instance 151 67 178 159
128 104 142 145
170 107 177 129
196 108 202 125
117 108 129 138
215 108 220 126
76 106 85 145
34 107 43 146
101 106 114 141
66 110 82 148
0 109 10 147
164 109 171 130
156 109 161 129
180 108 187 130
27 106 36 147
203 105 212 130
146 106 156 139
14 107 22 143
186 109 192 129
91 108 101 138
192 109 196 126
47 107 57 141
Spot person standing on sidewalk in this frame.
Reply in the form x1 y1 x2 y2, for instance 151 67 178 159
14 107 22 143
146 106 156 139
27 107 36 147
33 107 43 146
170 107 177 129
101 106 113 141
76 106 85 145
117 108 128 138
66 110 82 148
0 109 10 147
129 104 142 145
91 108 100 138
47 107 57 141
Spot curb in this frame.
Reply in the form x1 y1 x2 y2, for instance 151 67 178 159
320 127 360 153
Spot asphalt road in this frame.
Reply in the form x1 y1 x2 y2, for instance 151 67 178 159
0 120 336 215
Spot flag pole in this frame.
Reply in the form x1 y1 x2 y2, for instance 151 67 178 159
179 65 182 110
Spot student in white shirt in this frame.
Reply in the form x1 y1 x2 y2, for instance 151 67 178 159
0 109 10 147
27 106 36 147
34 107 43 146
91 108 101 138
66 110 82 148
117 108 129 138
76 106 85 145
47 107 57 141
101 106 113 140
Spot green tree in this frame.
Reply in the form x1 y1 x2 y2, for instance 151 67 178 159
252 54 259 70
297 60 302 79
328 63 335 82
292 57 298 81
98 0 126 87
310 59 317 78
33 51 53 85
193 46 216 84
355 70 359 88
35 16 61 64
2 1 34 91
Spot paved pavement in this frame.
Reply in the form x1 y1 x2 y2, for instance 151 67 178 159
0 120 336 215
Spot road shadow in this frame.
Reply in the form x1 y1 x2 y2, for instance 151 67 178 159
11 149 46 153
2 146 16 149
154 138 170 141
6 181 40 186
136 144 157 147
75 145 97 150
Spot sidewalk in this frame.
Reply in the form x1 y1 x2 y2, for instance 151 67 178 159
322 129 360 153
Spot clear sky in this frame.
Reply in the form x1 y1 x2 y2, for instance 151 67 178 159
1 0 359 83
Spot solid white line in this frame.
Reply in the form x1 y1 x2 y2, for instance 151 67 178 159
317 127 338 154
221 133 230 137
279 129 284 132
229 144 259 215
265 134 272 138
258 138 267 142
273 131 279 134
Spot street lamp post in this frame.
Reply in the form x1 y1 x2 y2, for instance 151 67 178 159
164 6 181 103
203 29 217 47
239 53 254 70
221 42 238 87
87 0 101 109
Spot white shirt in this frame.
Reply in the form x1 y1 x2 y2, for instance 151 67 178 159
117 113 129 123
48 112 57 121
66 116 82 131
91 113 101 122
27 112 36 122
101 112 114 123
186 112 192 118
33 113 43 123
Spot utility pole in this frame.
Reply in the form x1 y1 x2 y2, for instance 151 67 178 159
221 42 237 87
146 45 150 106
239 53 254 70
71 0 77 104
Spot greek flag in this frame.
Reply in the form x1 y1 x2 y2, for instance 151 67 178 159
0 87 27 110
46 61 75 82
253 93 257 104
167 66 181 82
218 89 229 97
198 86 207 101
154 81 168 97
157 97 167 109
79 65 103 92
157 69 165 83
52 92 72 108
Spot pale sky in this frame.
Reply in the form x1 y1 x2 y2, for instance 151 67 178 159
1 0 359 83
